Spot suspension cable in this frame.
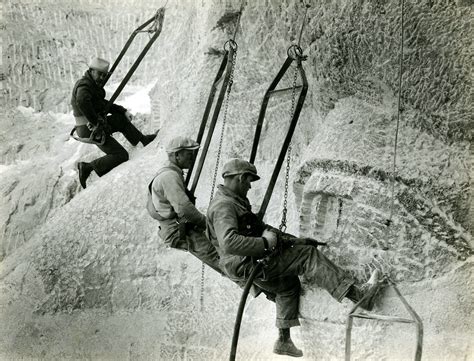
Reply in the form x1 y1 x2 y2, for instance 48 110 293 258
387 0 405 225
297 4 310 47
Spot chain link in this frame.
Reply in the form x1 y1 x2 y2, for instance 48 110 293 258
279 65 299 232
200 46 237 312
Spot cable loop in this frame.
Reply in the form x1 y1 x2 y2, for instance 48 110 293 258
287 44 304 60
224 39 238 52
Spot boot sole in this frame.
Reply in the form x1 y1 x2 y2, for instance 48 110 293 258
273 349 303 358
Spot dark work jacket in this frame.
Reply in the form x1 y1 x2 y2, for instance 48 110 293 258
70 70 125 125
206 185 268 281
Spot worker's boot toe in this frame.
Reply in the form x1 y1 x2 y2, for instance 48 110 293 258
141 131 159 146
78 162 92 189
358 269 382 311
273 338 303 358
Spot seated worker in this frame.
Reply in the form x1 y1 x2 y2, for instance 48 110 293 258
147 136 222 274
206 158 383 358
71 57 158 188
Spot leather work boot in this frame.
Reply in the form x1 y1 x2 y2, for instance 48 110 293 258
347 269 382 311
141 131 159 146
77 162 93 189
273 338 303 358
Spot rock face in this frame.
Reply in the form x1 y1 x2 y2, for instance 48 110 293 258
1 0 472 360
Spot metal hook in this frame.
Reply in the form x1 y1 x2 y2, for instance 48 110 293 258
224 39 238 52
287 44 304 60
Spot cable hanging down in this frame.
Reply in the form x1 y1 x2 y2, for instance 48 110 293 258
386 0 405 226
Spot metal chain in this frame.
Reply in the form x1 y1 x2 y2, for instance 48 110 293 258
209 46 237 203
279 65 299 232
200 44 237 312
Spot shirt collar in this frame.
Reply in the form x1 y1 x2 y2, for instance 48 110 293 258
216 184 252 210
165 160 184 176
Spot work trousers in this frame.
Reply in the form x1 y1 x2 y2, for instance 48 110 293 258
251 245 354 329
158 219 223 275
76 112 143 176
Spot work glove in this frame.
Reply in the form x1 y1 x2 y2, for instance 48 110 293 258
262 228 278 251
125 110 133 122
96 115 112 135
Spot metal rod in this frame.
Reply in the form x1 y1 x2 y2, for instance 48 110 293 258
268 85 303 96
190 46 236 195
390 281 423 361
104 13 159 84
104 10 164 114
345 316 353 361
350 313 414 324
249 56 294 164
185 53 228 187
257 58 308 221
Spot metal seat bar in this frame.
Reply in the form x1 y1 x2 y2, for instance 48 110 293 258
345 279 423 361
350 313 415 324
267 85 303 96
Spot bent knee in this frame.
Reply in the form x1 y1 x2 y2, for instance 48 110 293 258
116 150 129 163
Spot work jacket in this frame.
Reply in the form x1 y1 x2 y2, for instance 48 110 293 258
151 161 206 247
70 70 125 125
206 185 268 281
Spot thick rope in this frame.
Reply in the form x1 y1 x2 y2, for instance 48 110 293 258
388 0 405 224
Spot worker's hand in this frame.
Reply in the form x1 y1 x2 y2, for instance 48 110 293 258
125 110 133 121
262 229 278 250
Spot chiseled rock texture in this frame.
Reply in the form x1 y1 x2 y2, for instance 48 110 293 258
1 0 472 360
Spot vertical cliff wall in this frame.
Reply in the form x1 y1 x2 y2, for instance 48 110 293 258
1 0 472 360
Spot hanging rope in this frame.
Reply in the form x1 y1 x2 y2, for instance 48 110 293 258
387 0 405 226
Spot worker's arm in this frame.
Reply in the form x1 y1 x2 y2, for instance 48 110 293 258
75 85 101 125
160 171 206 228
211 203 267 257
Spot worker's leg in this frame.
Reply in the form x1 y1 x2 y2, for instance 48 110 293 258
107 113 144 146
262 245 354 302
254 276 303 357
76 125 129 176
187 229 223 275
254 276 301 328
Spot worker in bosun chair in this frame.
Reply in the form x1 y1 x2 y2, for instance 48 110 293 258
71 57 158 189
206 158 383 358
147 136 223 275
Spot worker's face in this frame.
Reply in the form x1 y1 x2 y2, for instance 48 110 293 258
176 149 196 169
91 69 107 87
236 173 254 198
